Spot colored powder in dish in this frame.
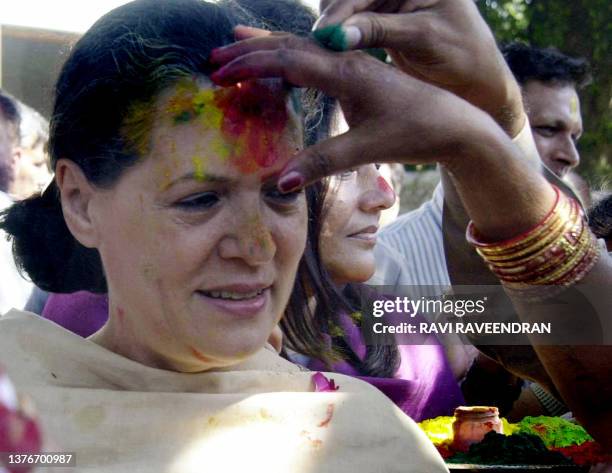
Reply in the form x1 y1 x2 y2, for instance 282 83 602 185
551 441 612 466
516 416 593 448
447 432 572 465
435 444 455 459
418 416 455 445
502 417 519 435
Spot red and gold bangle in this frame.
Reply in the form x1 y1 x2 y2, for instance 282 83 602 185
480 196 577 264
466 185 601 292
466 186 562 257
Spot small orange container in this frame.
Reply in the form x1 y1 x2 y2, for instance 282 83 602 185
452 406 503 452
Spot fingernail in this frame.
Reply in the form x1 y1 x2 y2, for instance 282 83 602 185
210 70 224 84
342 25 361 50
312 24 346 51
210 69 232 86
209 47 223 64
278 171 305 193
312 24 359 52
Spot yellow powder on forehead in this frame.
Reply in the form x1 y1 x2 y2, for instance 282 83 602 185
191 155 207 182
122 100 157 157
161 170 172 190
209 136 232 161
570 95 579 117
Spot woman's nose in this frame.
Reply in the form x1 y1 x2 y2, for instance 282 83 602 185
360 174 396 212
218 214 276 265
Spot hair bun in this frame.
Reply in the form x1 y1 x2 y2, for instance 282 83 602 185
1 182 107 293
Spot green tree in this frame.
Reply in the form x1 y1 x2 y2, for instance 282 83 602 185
477 0 612 191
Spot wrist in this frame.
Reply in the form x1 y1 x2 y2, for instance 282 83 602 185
489 86 525 138
472 65 525 138
441 115 557 241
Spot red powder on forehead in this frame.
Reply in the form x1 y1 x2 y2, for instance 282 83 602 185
213 81 289 173
377 176 395 198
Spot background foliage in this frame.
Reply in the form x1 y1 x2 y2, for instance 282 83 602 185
477 0 611 191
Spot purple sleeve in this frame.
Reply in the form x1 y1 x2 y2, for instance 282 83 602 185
42 291 109 337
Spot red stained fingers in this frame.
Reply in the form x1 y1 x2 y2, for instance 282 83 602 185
211 48 342 97
210 33 322 68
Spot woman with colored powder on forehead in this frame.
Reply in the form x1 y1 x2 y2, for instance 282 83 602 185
0 0 448 471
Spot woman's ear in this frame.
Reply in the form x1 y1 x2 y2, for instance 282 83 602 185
55 159 99 248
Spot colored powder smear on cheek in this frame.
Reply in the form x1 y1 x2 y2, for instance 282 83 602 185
377 176 396 200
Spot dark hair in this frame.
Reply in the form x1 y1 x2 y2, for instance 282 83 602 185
502 42 591 89
589 193 612 240
282 112 401 377
1 0 322 293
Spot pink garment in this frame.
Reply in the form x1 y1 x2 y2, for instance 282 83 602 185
42 292 108 338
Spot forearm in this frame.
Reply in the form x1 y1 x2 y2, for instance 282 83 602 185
442 117 612 447
509 256 612 449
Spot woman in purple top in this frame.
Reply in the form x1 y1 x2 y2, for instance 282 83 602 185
288 150 464 421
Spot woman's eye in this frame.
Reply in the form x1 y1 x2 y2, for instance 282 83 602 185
175 192 219 210
336 168 357 180
265 187 303 205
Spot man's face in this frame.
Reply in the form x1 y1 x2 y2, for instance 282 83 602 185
523 80 583 178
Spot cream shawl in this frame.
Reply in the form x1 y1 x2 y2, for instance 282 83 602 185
0 310 448 473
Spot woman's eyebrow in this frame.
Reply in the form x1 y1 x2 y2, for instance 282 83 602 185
165 172 231 189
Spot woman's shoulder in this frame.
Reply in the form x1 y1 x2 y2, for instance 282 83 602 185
0 309 102 387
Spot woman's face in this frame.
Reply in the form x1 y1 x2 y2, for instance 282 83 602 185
320 165 395 285
89 79 307 370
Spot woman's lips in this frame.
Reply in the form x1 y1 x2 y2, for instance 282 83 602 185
347 226 378 244
196 287 270 317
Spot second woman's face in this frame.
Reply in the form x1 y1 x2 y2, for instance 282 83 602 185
91 79 307 370
320 165 395 285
